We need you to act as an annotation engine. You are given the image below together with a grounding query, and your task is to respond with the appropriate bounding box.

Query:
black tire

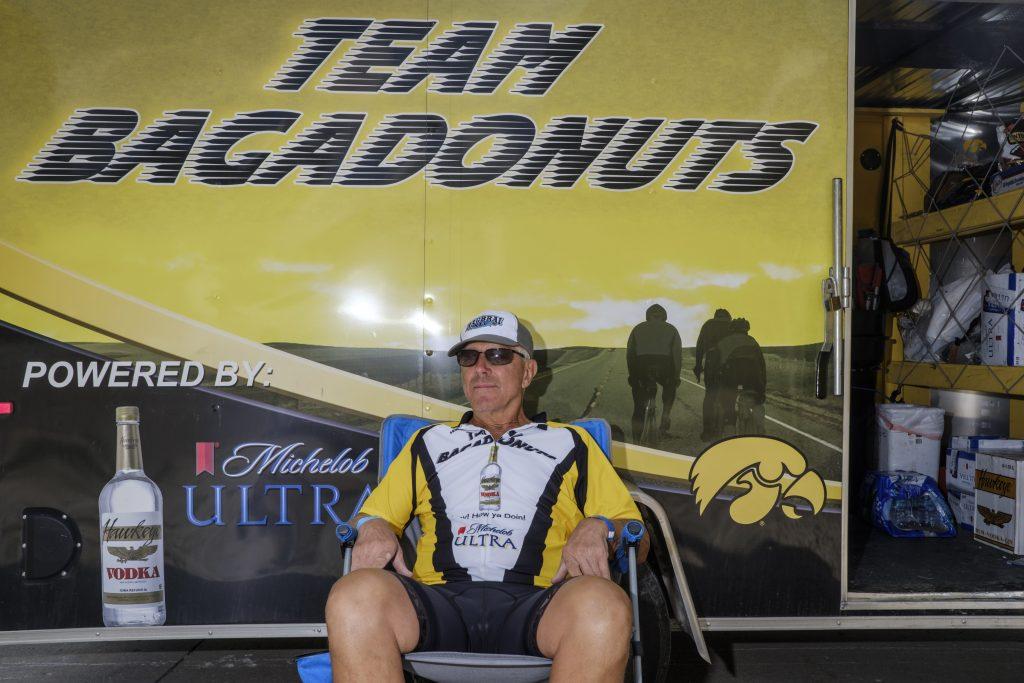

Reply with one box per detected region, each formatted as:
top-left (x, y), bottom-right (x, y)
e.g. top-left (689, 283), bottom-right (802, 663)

top-left (640, 396), bottom-right (659, 448)
top-left (617, 562), bottom-right (672, 683)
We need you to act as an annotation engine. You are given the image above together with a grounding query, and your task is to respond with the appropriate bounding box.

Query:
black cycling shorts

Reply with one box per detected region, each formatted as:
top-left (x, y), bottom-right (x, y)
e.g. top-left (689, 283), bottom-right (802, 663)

top-left (393, 574), bottom-right (567, 656)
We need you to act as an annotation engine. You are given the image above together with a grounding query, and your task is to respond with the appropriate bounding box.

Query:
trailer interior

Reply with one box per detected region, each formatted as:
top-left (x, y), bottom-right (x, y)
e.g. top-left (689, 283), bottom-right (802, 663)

top-left (849, 0), bottom-right (1024, 606)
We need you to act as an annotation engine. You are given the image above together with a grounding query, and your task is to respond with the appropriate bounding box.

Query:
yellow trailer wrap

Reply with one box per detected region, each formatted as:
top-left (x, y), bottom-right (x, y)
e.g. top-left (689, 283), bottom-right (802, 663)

top-left (0, 0), bottom-right (851, 645)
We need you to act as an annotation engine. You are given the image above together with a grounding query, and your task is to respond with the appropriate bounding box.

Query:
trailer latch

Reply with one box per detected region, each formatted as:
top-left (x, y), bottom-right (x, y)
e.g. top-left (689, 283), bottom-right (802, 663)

top-left (816, 276), bottom-right (840, 399)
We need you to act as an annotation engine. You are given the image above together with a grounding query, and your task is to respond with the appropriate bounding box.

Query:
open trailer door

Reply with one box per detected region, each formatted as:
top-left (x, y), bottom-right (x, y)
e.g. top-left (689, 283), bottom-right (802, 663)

top-left (0, 0), bottom-right (851, 654)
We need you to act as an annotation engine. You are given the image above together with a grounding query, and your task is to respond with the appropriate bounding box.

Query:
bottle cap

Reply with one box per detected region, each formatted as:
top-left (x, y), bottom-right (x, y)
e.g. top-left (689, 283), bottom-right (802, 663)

top-left (115, 406), bottom-right (140, 422)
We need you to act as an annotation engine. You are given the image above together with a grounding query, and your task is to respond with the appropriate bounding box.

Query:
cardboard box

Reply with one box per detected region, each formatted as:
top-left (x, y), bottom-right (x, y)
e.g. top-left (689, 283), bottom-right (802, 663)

top-left (981, 272), bottom-right (1024, 367)
top-left (945, 449), bottom-right (976, 493)
top-left (974, 451), bottom-right (1024, 554)
top-left (949, 436), bottom-right (1023, 451)
top-left (945, 438), bottom-right (1022, 493)
top-left (991, 165), bottom-right (1024, 196)
top-left (948, 489), bottom-right (975, 530)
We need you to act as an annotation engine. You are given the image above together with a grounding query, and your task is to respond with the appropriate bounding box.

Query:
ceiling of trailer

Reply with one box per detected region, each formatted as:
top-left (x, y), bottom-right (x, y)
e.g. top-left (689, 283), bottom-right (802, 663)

top-left (857, 0), bottom-right (1024, 114)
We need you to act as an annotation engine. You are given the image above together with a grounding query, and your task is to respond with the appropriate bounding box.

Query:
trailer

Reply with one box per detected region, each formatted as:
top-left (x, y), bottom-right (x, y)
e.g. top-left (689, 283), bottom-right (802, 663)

top-left (7, 1), bottom-right (1024, 679)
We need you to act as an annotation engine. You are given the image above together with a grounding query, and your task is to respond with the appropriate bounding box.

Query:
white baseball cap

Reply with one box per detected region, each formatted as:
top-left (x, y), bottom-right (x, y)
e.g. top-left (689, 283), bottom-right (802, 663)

top-left (447, 310), bottom-right (534, 358)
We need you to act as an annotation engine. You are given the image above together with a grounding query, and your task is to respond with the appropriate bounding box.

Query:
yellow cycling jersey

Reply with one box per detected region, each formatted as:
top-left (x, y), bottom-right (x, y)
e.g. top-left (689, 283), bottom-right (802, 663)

top-left (359, 413), bottom-right (640, 587)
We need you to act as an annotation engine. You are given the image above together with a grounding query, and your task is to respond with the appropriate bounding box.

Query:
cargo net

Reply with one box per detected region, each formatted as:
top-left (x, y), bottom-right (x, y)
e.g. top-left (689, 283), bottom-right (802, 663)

top-left (889, 46), bottom-right (1024, 394)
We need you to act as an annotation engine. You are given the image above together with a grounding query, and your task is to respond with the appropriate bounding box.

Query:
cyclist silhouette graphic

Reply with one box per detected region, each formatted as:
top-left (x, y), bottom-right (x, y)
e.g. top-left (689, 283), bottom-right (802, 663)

top-left (694, 309), bottom-right (734, 440)
top-left (704, 317), bottom-right (767, 438)
top-left (626, 303), bottom-right (682, 444)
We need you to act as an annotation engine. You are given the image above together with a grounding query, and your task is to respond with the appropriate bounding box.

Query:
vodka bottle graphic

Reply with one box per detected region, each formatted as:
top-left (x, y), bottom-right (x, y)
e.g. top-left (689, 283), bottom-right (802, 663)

top-left (479, 443), bottom-right (501, 511)
top-left (98, 406), bottom-right (166, 626)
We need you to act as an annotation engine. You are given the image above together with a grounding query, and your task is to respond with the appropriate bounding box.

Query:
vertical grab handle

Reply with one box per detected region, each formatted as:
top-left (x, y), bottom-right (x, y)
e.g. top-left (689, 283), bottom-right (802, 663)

top-left (831, 178), bottom-right (846, 397)
top-left (818, 179), bottom-right (847, 400)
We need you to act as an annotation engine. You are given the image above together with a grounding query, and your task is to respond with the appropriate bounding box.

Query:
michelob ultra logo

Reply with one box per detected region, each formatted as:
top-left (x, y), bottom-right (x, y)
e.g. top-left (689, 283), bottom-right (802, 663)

top-left (183, 440), bottom-right (372, 528)
top-left (691, 437), bottom-right (825, 525)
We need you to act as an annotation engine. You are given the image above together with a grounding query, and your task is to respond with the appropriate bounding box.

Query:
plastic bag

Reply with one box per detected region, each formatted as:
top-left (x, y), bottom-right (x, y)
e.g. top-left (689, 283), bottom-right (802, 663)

top-left (902, 269), bottom-right (992, 362)
top-left (875, 404), bottom-right (944, 481)
top-left (880, 239), bottom-right (920, 311)
top-left (860, 470), bottom-right (956, 538)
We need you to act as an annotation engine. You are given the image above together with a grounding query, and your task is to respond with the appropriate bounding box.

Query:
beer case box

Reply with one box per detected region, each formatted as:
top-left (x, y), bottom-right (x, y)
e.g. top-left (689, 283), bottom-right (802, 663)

top-left (943, 437), bottom-right (1020, 494)
top-left (947, 488), bottom-right (975, 531)
top-left (981, 272), bottom-right (1024, 367)
top-left (949, 436), bottom-right (1023, 451)
top-left (944, 445), bottom-right (1024, 493)
top-left (991, 165), bottom-right (1024, 197)
top-left (945, 449), bottom-right (977, 493)
top-left (974, 450), bottom-right (1024, 554)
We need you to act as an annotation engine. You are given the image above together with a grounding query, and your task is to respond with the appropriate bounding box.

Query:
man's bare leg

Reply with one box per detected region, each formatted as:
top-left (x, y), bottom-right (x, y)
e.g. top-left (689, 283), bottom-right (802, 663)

top-left (325, 569), bottom-right (420, 683)
top-left (536, 576), bottom-right (633, 683)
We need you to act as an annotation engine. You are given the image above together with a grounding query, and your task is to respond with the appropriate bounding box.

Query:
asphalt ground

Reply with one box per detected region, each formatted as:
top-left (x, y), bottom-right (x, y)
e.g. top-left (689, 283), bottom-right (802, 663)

top-left (103, 342), bottom-right (845, 480)
top-left (3, 630), bottom-right (1024, 681)
top-left (534, 348), bottom-right (843, 480)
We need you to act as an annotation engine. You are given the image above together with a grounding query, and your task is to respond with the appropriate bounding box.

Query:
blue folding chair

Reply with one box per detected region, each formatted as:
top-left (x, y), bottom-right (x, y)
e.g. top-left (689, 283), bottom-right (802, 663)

top-left (297, 415), bottom-right (648, 683)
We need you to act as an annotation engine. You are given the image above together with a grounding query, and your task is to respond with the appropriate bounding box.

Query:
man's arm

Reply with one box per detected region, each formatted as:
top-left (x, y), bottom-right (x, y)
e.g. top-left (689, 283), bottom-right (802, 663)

top-left (694, 322), bottom-right (708, 377)
top-left (553, 429), bottom-right (650, 582)
top-left (626, 328), bottom-right (638, 379)
top-left (755, 346), bottom-right (767, 401)
top-left (349, 434), bottom-right (421, 575)
top-left (349, 514), bottom-right (413, 576)
top-left (671, 326), bottom-right (683, 379)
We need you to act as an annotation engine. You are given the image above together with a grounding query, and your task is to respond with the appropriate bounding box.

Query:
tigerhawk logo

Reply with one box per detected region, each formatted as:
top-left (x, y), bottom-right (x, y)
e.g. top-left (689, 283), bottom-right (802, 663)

top-left (691, 437), bottom-right (825, 525)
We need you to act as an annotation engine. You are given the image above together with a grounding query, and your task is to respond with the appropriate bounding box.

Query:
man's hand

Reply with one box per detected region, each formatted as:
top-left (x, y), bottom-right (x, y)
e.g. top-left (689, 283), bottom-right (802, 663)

top-left (553, 517), bottom-right (611, 582)
top-left (693, 366), bottom-right (701, 383)
top-left (350, 518), bottom-right (413, 577)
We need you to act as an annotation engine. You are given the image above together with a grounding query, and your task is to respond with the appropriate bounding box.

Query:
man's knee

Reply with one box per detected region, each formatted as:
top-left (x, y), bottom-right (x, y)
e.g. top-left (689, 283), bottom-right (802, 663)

top-left (544, 576), bottom-right (632, 647)
top-left (326, 569), bottom-right (411, 635)
top-left (574, 576), bottom-right (632, 630)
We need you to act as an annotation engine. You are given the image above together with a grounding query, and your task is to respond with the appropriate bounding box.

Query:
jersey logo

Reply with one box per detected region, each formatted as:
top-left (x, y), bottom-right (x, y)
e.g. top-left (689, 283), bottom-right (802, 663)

top-left (455, 523), bottom-right (518, 548)
top-left (438, 433), bottom-right (493, 463)
top-left (691, 437), bottom-right (825, 525)
top-left (499, 431), bottom-right (555, 459)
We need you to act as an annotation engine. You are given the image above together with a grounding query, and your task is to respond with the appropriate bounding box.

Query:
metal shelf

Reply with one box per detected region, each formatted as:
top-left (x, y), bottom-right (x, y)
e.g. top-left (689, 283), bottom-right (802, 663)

top-left (891, 187), bottom-right (1024, 247)
top-left (887, 361), bottom-right (1024, 396)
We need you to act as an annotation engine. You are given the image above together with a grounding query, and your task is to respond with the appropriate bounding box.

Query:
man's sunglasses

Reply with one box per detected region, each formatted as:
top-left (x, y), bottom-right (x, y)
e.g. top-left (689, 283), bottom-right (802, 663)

top-left (456, 348), bottom-right (527, 367)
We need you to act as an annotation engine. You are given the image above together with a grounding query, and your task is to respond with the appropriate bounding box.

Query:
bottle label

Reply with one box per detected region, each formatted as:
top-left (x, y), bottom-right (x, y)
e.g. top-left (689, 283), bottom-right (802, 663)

top-left (479, 464), bottom-right (502, 511)
top-left (100, 512), bottom-right (165, 606)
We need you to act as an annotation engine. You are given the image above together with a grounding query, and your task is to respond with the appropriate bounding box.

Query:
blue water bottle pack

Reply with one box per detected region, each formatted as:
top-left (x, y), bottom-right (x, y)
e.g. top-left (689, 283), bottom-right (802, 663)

top-left (860, 470), bottom-right (957, 538)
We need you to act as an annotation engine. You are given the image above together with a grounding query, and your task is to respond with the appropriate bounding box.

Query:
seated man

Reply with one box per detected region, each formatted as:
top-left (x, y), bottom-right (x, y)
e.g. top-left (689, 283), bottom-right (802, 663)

top-left (325, 310), bottom-right (649, 683)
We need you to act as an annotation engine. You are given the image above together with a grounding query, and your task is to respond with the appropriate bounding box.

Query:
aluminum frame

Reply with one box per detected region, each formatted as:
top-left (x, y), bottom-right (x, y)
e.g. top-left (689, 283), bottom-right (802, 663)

top-left (703, 615), bottom-right (1024, 631)
top-left (9, 613), bottom-right (1024, 647)
top-left (839, 0), bottom-right (1024, 617)
top-left (0, 623), bottom-right (327, 645)
top-left (845, 591), bottom-right (1024, 611)
top-left (839, 0), bottom-right (855, 611)
top-left (629, 484), bottom-right (711, 663)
